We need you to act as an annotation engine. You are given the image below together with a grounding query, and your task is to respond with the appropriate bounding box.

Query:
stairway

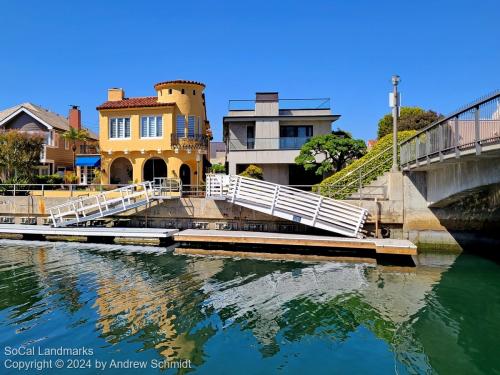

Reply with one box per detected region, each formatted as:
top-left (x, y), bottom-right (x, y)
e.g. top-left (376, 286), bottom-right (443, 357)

top-left (206, 174), bottom-right (368, 238)
top-left (49, 180), bottom-right (181, 227)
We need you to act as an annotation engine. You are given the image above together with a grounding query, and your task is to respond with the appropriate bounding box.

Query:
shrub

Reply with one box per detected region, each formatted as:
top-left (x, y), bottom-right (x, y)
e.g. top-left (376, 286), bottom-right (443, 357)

top-left (65, 172), bottom-right (79, 184)
top-left (210, 163), bottom-right (226, 173)
top-left (34, 174), bottom-right (64, 185)
top-left (239, 165), bottom-right (263, 180)
top-left (315, 130), bottom-right (416, 199)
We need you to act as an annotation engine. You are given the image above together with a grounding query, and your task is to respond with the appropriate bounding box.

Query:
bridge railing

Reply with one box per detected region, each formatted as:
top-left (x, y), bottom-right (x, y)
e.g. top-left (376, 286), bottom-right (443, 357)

top-left (400, 91), bottom-right (500, 168)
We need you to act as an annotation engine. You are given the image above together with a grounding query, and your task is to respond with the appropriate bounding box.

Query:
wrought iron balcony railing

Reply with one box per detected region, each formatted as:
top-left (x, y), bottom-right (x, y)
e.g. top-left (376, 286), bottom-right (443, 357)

top-left (171, 134), bottom-right (209, 150)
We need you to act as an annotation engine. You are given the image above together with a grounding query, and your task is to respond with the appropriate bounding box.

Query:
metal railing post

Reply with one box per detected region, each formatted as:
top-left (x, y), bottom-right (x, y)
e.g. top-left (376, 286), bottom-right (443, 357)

top-left (455, 116), bottom-right (460, 158)
top-left (438, 123), bottom-right (444, 162)
top-left (425, 131), bottom-right (430, 164)
top-left (358, 167), bottom-right (363, 200)
top-left (474, 106), bottom-right (481, 155)
top-left (415, 137), bottom-right (420, 167)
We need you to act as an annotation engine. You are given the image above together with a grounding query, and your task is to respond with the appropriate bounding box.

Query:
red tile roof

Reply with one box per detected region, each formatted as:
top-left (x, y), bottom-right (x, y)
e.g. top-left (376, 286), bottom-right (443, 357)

top-left (154, 80), bottom-right (205, 89)
top-left (96, 96), bottom-right (176, 110)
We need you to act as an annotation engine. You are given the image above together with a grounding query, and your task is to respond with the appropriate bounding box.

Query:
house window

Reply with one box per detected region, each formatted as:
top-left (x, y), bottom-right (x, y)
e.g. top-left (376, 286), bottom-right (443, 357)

top-left (181, 89), bottom-right (185, 94)
top-left (279, 125), bottom-right (313, 149)
top-left (176, 115), bottom-right (185, 137)
top-left (188, 116), bottom-right (196, 138)
top-left (168, 89), bottom-right (172, 94)
top-left (109, 118), bottom-right (131, 139)
top-left (140, 116), bottom-right (163, 138)
top-left (193, 90), bottom-right (196, 95)
top-left (64, 138), bottom-right (69, 150)
top-left (46, 131), bottom-right (53, 146)
top-left (246, 126), bottom-right (255, 149)
top-left (197, 117), bottom-right (202, 135)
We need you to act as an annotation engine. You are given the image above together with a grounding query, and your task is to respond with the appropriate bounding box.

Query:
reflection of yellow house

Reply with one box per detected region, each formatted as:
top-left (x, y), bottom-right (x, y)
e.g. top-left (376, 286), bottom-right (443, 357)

top-left (97, 80), bottom-right (211, 186)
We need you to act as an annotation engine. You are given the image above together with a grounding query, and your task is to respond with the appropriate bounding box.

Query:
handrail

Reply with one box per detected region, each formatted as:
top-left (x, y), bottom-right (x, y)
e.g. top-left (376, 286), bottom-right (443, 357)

top-left (400, 90), bottom-right (500, 167)
top-left (48, 182), bottom-right (152, 210)
top-left (403, 90), bottom-right (500, 141)
top-left (206, 174), bottom-right (368, 238)
top-left (323, 144), bottom-right (393, 187)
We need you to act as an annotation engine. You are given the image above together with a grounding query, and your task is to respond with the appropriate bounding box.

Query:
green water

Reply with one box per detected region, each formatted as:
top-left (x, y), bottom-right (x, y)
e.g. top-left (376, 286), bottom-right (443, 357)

top-left (0, 240), bottom-right (499, 375)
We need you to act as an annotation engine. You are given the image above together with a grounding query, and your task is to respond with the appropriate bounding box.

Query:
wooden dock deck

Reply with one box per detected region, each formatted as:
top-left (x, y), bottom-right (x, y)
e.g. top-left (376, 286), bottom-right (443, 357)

top-left (174, 230), bottom-right (417, 256)
top-left (0, 224), bottom-right (178, 239)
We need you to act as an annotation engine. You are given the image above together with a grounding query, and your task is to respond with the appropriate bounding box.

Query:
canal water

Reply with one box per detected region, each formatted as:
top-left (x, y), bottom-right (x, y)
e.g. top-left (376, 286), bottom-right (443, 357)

top-left (0, 240), bottom-right (499, 375)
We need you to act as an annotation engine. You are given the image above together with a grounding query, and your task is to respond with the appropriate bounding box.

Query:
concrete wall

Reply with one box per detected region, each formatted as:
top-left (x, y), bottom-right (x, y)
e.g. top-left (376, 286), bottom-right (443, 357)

top-left (0, 195), bottom-right (397, 234)
top-left (425, 157), bottom-right (500, 206)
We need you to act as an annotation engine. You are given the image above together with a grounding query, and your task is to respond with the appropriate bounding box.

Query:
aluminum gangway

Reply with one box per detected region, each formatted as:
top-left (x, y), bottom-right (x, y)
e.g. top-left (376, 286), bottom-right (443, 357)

top-left (206, 174), bottom-right (368, 238)
top-left (48, 178), bottom-right (181, 227)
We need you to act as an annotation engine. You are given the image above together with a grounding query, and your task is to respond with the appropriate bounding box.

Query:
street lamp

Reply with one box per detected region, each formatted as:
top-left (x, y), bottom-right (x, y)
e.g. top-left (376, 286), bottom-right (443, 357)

top-left (390, 75), bottom-right (400, 172)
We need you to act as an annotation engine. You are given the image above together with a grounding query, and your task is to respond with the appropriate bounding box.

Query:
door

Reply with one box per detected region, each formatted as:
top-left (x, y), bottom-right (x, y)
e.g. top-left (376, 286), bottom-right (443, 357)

top-left (180, 164), bottom-right (191, 189)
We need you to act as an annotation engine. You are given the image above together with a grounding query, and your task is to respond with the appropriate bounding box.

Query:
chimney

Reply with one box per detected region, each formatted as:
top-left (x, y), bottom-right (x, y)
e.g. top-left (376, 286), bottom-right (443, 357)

top-left (255, 92), bottom-right (279, 116)
top-left (68, 105), bottom-right (81, 130)
top-left (108, 88), bottom-right (125, 101)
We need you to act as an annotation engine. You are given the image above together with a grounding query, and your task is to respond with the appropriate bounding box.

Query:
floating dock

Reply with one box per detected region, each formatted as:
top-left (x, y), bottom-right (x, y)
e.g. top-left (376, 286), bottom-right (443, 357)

top-left (174, 230), bottom-right (417, 256)
top-left (0, 224), bottom-right (178, 241)
top-left (0, 225), bottom-right (417, 256)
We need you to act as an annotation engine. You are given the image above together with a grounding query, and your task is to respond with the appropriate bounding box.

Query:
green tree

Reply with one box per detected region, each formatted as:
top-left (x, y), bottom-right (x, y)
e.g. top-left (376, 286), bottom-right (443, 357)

top-left (0, 131), bottom-right (45, 180)
top-left (377, 107), bottom-right (442, 139)
top-left (295, 133), bottom-right (366, 176)
top-left (62, 128), bottom-right (89, 171)
top-left (239, 165), bottom-right (263, 180)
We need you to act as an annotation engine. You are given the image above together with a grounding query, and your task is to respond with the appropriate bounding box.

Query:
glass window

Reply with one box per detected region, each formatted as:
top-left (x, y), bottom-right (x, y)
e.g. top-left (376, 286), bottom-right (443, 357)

top-left (176, 115), bottom-right (185, 137)
top-left (188, 116), bottom-right (196, 138)
top-left (140, 116), bottom-right (162, 138)
top-left (109, 118), bottom-right (130, 139)
top-left (279, 126), bottom-right (313, 149)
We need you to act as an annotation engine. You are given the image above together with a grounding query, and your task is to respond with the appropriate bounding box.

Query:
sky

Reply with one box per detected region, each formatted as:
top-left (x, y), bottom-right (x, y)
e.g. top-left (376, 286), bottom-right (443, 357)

top-left (1, 0), bottom-right (499, 141)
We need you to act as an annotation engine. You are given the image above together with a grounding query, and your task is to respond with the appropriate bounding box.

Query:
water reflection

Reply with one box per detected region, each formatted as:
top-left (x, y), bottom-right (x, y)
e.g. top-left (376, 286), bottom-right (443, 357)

top-left (0, 240), bottom-right (499, 374)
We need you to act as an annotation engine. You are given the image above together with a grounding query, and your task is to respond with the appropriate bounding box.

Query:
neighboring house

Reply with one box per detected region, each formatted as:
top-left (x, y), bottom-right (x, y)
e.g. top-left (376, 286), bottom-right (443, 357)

top-left (209, 141), bottom-right (226, 166)
top-left (223, 92), bottom-right (340, 185)
top-left (96, 80), bottom-right (211, 187)
top-left (0, 103), bottom-right (98, 177)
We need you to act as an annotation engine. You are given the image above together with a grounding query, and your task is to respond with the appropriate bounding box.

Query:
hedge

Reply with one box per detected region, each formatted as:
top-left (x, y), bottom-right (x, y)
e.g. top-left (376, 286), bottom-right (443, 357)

top-left (314, 130), bottom-right (416, 199)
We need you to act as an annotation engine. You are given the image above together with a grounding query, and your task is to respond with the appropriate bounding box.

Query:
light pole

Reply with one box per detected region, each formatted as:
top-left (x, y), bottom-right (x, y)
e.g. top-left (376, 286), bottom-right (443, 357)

top-left (390, 75), bottom-right (400, 172)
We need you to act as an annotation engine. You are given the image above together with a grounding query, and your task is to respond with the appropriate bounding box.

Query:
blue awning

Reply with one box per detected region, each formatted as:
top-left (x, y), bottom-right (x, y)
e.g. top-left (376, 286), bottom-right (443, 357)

top-left (75, 155), bottom-right (101, 167)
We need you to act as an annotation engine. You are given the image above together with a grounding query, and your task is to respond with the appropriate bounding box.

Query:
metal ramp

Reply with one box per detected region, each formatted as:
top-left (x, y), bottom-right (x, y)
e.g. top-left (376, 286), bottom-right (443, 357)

top-left (206, 174), bottom-right (368, 238)
top-left (49, 179), bottom-right (181, 228)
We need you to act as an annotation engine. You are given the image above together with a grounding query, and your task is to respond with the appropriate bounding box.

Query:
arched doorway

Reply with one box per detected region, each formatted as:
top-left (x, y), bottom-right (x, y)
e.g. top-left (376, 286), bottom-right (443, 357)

top-left (110, 157), bottom-right (133, 185)
top-left (180, 164), bottom-right (191, 187)
top-left (143, 158), bottom-right (167, 181)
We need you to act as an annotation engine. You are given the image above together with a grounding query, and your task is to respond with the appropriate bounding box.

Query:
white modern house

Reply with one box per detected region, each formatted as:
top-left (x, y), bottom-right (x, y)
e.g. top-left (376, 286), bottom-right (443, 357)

top-left (223, 92), bottom-right (340, 185)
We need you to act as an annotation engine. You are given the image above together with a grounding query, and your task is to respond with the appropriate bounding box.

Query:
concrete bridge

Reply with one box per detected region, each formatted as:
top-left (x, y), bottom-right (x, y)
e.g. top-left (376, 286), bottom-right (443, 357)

top-left (396, 91), bottom-right (500, 248)
top-left (400, 91), bottom-right (500, 207)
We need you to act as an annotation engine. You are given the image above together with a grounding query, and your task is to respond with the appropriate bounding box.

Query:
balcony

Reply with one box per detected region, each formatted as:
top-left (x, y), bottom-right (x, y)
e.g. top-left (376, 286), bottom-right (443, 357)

top-left (171, 134), bottom-right (209, 152)
top-left (228, 98), bottom-right (330, 111)
top-left (228, 137), bottom-right (310, 151)
top-left (79, 144), bottom-right (99, 154)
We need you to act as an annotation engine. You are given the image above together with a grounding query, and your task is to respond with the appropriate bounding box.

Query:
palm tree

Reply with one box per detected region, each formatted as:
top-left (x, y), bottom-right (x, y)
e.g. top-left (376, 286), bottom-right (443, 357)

top-left (62, 128), bottom-right (89, 171)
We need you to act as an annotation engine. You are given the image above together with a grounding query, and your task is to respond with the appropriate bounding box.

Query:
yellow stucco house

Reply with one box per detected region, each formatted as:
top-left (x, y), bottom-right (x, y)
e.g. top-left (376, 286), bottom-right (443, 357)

top-left (96, 80), bottom-right (211, 187)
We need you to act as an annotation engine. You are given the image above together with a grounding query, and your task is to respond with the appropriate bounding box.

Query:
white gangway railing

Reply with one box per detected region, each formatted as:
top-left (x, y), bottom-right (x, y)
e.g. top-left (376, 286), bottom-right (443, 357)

top-left (48, 179), bottom-right (181, 227)
top-left (206, 174), bottom-right (368, 238)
